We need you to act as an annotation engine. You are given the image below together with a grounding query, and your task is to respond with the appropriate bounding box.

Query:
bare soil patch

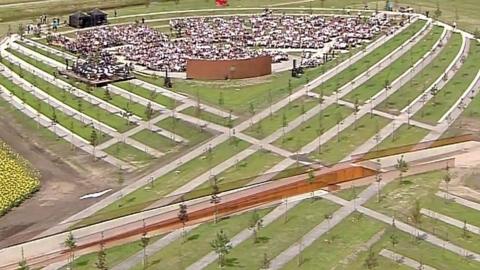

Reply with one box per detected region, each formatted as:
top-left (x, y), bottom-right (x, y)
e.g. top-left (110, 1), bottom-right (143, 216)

top-left (0, 101), bottom-right (119, 248)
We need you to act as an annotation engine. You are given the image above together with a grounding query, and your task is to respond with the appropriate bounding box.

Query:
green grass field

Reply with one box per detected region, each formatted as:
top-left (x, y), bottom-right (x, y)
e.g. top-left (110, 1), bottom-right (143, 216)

top-left (131, 207), bottom-right (273, 270)
top-left (282, 213), bottom-right (386, 270)
top-left (413, 40), bottom-right (480, 124)
top-left (243, 97), bottom-right (318, 140)
top-left (377, 32), bottom-right (463, 114)
top-left (0, 73), bottom-right (110, 143)
top-left (104, 142), bottom-right (155, 165)
top-left (194, 149), bottom-right (283, 192)
top-left (114, 81), bottom-right (177, 109)
top-left (155, 117), bottom-right (213, 146)
top-left (180, 107), bottom-right (234, 127)
top-left (6, 48), bottom-right (158, 121)
top-left (309, 115), bottom-right (391, 164)
top-left (313, 20), bottom-right (426, 96)
top-left (273, 104), bottom-right (353, 152)
top-left (129, 129), bottom-right (177, 152)
top-left (15, 40), bottom-right (66, 64)
top-left (376, 124), bottom-right (429, 151)
top-left (343, 25), bottom-right (444, 104)
top-left (75, 138), bottom-right (250, 227)
top-left (204, 199), bottom-right (340, 269)
top-left (2, 51), bottom-right (135, 132)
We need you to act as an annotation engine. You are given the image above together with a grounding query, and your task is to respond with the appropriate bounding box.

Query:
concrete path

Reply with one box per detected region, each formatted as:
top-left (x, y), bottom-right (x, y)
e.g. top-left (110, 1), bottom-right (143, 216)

top-left (421, 208), bottom-right (480, 235)
top-left (436, 191), bottom-right (480, 211)
top-left (379, 249), bottom-right (438, 270)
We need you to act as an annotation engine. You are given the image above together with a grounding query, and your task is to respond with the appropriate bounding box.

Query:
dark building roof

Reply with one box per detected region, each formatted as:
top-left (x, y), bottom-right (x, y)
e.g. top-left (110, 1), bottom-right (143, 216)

top-left (89, 8), bottom-right (107, 16)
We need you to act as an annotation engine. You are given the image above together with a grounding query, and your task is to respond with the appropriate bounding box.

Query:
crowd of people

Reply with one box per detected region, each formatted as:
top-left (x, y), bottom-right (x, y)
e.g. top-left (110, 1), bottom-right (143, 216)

top-left (69, 51), bottom-right (132, 81)
top-left (49, 10), bottom-right (396, 78)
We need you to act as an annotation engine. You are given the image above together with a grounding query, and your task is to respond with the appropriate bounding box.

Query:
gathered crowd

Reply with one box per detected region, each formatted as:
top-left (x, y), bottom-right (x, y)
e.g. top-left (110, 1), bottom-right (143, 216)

top-left (48, 10), bottom-right (395, 79)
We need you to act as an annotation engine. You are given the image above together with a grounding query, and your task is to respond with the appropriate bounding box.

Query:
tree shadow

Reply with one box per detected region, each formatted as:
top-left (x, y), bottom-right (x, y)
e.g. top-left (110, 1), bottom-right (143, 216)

top-left (187, 233), bottom-right (200, 241)
top-left (225, 257), bottom-right (241, 267)
top-left (256, 236), bottom-right (270, 244)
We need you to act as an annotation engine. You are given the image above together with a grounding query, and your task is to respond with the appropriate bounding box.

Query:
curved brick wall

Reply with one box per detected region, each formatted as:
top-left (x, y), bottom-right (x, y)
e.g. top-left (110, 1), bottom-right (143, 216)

top-left (186, 55), bottom-right (272, 80)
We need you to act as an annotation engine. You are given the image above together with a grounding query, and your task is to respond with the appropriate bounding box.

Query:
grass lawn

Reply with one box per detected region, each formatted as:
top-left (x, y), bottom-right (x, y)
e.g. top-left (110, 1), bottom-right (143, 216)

top-left (273, 104), bottom-right (353, 152)
top-left (6, 48), bottom-right (158, 120)
top-left (181, 106), bottom-right (235, 127)
top-left (76, 138), bottom-right (250, 227)
top-left (313, 20), bottom-right (426, 96)
top-left (376, 124), bottom-right (429, 151)
top-left (2, 52), bottom-right (134, 132)
top-left (16, 40), bottom-right (66, 64)
top-left (129, 129), bottom-right (177, 152)
top-left (134, 43), bottom-right (363, 116)
top-left (362, 170), bottom-right (480, 254)
top-left (309, 115), bottom-right (391, 164)
top-left (0, 73), bottom-right (110, 143)
top-left (441, 75), bottom-right (480, 138)
top-left (155, 117), bottom-right (213, 146)
top-left (334, 184), bottom-right (370, 201)
top-left (340, 227), bottom-right (480, 270)
top-left (376, 32), bottom-right (463, 114)
top-left (204, 199), bottom-right (340, 270)
top-left (194, 149), bottom-right (283, 192)
top-left (243, 96), bottom-right (318, 140)
top-left (413, 40), bottom-right (480, 124)
top-left (61, 236), bottom-right (161, 270)
top-left (282, 213), bottom-right (386, 270)
top-left (104, 142), bottom-right (156, 165)
top-left (343, 25), bottom-right (444, 104)
top-left (131, 207), bottom-right (273, 270)
top-left (114, 81), bottom-right (177, 109)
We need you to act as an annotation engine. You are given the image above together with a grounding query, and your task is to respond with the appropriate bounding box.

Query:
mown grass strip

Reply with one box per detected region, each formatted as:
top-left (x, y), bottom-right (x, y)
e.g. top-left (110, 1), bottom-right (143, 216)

top-left (309, 115), bottom-right (391, 164)
top-left (343, 25), bottom-right (444, 104)
top-left (377, 32), bottom-right (463, 114)
top-left (204, 199), bottom-right (340, 270)
top-left (0, 73), bottom-right (110, 143)
top-left (1, 57), bottom-right (132, 132)
top-left (243, 96), bottom-right (318, 140)
top-left (413, 40), bottom-right (480, 124)
top-left (313, 20), bottom-right (426, 96)
top-left (273, 104), bottom-right (353, 152)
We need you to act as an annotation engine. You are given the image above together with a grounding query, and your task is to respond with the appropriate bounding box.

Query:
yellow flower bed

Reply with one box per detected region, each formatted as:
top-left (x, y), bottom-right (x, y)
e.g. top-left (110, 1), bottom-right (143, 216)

top-left (0, 140), bottom-right (40, 216)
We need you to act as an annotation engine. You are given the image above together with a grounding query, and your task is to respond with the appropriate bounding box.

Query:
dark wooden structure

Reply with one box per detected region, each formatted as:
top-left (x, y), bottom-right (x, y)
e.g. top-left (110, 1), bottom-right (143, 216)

top-left (68, 9), bottom-right (108, 28)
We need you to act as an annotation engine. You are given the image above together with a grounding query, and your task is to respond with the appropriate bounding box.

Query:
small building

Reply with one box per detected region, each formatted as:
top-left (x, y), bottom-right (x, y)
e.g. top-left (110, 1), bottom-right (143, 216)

top-left (68, 9), bottom-right (107, 29)
top-left (69, 11), bottom-right (92, 28)
top-left (89, 8), bottom-right (108, 26)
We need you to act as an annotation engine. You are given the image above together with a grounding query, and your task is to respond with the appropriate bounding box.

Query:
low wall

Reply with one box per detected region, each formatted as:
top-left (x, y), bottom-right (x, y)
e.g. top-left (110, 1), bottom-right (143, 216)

top-left (186, 55), bottom-right (272, 80)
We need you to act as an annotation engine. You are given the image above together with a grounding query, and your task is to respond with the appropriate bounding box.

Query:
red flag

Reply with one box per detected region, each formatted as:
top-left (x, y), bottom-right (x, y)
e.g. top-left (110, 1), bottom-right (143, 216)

top-left (216, 0), bottom-right (228, 7)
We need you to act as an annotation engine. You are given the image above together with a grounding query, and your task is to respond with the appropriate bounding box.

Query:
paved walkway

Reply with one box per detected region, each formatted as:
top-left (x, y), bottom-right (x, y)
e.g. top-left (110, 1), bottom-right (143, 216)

top-left (379, 249), bottom-right (438, 270)
top-left (436, 191), bottom-right (480, 211)
top-left (421, 208), bottom-right (480, 235)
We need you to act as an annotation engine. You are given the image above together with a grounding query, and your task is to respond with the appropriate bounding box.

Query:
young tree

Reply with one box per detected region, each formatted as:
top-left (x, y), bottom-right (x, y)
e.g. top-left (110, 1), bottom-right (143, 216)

top-left (434, 1), bottom-right (442, 19)
top-left (282, 112), bottom-right (287, 140)
top-left (261, 253), bottom-right (270, 269)
top-left (462, 220), bottom-right (471, 239)
top-left (17, 248), bottom-right (29, 270)
top-left (249, 102), bottom-right (255, 126)
top-left (210, 176), bottom-right (221, 224)
top-left (90, 128), bottom-right (98, 157)
top-left (307, 169), bottom-right (316, 200)
top-left (389, 232), bottom-right (399, 247)
top-left (395, 155), bottom-right (408, 183)
top-left (64, 232), bottom-right (77, 270)
top-left (218, 92), bottom-right (224, 107)
top-left (178, 203), bottom-right (189, 242)
top-left (443, 164), bottom-right (451, 195)
top-left (145, 102), bottom-right (153, 123)
top-left (95, 243), bottom-right (108, 270)
top-left (248, 210), bottom-right (263, 243)
top-left (474, 28), bottom-right (480, 40)
top-left (410, 199), bottom-right (422, 226)
top-left (104, 88), bottom-right (112, 100)
top-left (140, 232), bottom-right (150, 269)
top-left (364, 248), bottom-right (379, 269)
top-left (210, 229), bottom-right (232, 268)
top-left (353, 98), bottom-right (360, 130)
